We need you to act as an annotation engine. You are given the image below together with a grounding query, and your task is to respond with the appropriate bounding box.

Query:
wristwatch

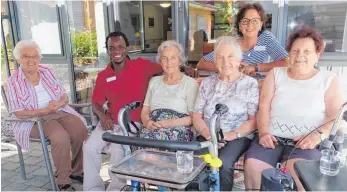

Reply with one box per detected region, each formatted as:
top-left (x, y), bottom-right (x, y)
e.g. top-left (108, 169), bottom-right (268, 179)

top-left (254, 64), bottom-right (259, 72)
top-left (233, 131), bottom-right (241, 139)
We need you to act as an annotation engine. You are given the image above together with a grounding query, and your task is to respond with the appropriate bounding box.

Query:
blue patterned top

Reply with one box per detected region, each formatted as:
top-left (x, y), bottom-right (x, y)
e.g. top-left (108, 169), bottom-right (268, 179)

top-left (194, 74), bottom-right (259, 134)
top-left (203, 31), bottom-right (288, 65)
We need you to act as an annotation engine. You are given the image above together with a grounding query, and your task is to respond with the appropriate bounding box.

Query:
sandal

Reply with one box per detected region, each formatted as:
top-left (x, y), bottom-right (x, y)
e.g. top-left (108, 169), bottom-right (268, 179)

top-left (234, 161), bottom-right (244, 170)
top-left (233, 171), bottom-right (246, 190)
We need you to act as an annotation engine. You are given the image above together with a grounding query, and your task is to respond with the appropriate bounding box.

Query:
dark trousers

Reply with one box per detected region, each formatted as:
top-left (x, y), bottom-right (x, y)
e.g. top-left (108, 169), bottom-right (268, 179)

top-left (196, 136), bottom-right (251, 191)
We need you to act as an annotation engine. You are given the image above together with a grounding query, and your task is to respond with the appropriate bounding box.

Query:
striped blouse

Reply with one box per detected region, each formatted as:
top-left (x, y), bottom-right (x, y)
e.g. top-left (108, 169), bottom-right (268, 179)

top-left (5, 65), bottom-right (87, 151)
top-left (203, 30), bottom-right (288, 66)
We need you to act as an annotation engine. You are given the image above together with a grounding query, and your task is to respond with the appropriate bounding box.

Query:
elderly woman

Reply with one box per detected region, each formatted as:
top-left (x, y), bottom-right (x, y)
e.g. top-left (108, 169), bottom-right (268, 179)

top-left (139, 40), bottom-right (199, 143)
top-left (6, 40), bottom-right (88, 190)
top-left (244, 27), bottom-right (344, 191)
top-left (197, 3), bottom-right (288, 78)
top-left (193, 36), bottom-right (259, 191)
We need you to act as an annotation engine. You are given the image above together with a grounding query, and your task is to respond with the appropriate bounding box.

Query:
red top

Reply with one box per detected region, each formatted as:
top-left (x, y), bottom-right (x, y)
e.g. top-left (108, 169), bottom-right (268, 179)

top-left (92, 58), bottom-right (162, 124)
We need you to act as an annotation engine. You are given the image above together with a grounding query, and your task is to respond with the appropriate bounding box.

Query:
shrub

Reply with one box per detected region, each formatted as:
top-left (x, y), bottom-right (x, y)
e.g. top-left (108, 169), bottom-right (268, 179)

top-left (71, 28), bottom-right (98, 66)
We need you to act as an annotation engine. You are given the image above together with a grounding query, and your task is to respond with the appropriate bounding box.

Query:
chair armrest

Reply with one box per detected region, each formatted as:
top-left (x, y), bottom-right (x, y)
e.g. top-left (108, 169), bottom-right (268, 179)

top-left (68, 103), bottom-right (92, 108)
top-left (3, 116), bottom-right (39, 122)
top-left (69, 103), bottom-right (98, 128)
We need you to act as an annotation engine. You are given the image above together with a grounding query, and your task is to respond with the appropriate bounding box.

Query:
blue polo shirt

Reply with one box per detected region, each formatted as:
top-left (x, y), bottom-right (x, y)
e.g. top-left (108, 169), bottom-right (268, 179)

top-left (203, 30), bottom-right (288, 65)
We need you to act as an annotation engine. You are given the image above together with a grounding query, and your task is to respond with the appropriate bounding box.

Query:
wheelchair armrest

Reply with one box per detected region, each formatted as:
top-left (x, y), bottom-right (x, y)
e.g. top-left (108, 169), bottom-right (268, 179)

top-left (102, 132), bottom-right (203, 151)
top-left (3, 116), bottom-right (39, 122)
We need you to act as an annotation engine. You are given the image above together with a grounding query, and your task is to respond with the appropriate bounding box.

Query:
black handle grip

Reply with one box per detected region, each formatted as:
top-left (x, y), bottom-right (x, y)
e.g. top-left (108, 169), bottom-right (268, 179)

top-left (102, 132), bottom-right (202, 151)
top-left (125, 101), bottom-right (141, 110)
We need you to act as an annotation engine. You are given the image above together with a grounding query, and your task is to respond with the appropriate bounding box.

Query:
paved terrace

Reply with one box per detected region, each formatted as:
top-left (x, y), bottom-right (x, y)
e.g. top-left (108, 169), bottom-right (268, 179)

top-left (1, 139), bottom-right (111, 191)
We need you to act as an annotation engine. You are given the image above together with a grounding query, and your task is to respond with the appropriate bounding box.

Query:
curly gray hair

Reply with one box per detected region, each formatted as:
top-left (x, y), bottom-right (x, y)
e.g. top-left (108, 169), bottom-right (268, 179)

top-left (156, 40), bottom-right (186, 66)
top-left (214, 36), bottom-right (243, 60)
top-left (13, 40), bottom-right (42, 60)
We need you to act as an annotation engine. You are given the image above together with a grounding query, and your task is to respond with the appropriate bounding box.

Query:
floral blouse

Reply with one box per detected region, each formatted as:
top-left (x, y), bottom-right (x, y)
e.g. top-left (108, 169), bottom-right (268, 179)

top-left (194, 74), bottom-right (259, 133)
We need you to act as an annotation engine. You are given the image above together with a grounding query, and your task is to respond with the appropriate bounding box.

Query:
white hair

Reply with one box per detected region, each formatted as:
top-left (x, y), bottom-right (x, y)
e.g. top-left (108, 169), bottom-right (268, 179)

top-left (156, 40), bottom-right (186, 66)
top-left (214, 36), bottom-right (243, 60)
top-left (13, 40), bottom-right (42, 60)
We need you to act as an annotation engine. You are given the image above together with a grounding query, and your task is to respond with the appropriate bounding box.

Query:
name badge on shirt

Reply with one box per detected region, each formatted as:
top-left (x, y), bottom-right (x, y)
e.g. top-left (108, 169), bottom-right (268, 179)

top-left (106, 76), bottom-right (117, 82)
top-left (254, 45), bottom-right (266, 51)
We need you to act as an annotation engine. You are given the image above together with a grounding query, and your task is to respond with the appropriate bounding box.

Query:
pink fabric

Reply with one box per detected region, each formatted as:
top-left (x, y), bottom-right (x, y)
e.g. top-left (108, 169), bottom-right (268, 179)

top-left (5, 65), bottom-right (87, 151)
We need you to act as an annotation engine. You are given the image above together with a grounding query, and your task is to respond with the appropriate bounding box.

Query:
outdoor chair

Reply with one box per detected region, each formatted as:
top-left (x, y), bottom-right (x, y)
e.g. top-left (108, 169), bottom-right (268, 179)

top-left (1, 85), bottom-right (98, 191)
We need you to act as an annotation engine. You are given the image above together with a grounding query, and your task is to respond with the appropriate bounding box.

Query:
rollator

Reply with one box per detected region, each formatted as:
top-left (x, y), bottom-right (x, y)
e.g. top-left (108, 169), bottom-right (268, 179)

top-left (102, 101), bottom-right (229, 191)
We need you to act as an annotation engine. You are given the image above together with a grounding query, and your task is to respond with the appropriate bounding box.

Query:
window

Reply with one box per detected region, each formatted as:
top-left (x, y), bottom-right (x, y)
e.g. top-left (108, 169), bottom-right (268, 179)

top-left (67, 0), bottom-right (108, 103)
top-left (188, 1), bottom-right (232, 62)
top-left (16, 1), bottom-right (64, 55)
top-left (119, 1), bottom-right (172, 53)
top-left (187, 1), bottom-right (278, 63)
top-left (287, 1), bottom-right (347, 53)
top-left (119, 1), bottom-right (144, 52)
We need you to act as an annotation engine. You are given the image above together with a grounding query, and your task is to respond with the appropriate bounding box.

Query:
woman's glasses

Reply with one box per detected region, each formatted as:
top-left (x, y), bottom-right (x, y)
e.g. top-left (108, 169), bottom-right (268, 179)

top-left (240, 18), bottom-right (261, 26)
top-left (160, 56), bottom-right (178, 63)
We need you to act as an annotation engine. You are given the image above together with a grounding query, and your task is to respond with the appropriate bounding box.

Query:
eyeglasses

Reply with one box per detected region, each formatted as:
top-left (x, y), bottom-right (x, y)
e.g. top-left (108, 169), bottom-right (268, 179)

top-left (240, 18), bottom-right (261, 26)
top-left (160, 56), bottom-right (178, 63)
top-left (21, 55), bottom-right (41, 60)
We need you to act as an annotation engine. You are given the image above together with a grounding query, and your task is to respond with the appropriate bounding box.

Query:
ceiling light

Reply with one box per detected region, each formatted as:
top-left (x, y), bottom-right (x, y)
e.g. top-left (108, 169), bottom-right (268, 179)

top-left (160, 3), bottom-right (171, 8)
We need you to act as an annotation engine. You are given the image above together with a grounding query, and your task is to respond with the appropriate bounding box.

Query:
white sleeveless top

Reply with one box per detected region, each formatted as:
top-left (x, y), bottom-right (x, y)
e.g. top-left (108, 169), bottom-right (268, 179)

top-left (34, 81), bottom-right (53, 109)
top-left (269, 67), bottom-right (336, 139)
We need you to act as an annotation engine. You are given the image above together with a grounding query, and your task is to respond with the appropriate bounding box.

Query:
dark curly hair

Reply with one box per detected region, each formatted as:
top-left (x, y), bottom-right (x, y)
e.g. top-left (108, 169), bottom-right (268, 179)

top-left (286, 27), bottom-right (324, 53)
top-left (105, 31), bottom-right (129, 49)
top-left (235, 3), bottom-right (266, 37)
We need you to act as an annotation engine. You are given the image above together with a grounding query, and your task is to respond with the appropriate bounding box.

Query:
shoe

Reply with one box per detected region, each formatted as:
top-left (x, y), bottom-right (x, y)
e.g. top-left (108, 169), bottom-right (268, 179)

top-left (58, 184), bottom-right (76, 191)
top-left (69, 174), bottom-right (83, 184)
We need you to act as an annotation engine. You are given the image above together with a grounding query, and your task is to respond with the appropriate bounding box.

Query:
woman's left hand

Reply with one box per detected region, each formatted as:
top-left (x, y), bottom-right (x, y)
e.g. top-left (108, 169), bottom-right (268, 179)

top-left (294, 132), bottom-right (321, 150)
top-left (156, 119), bottom-right (174, 128)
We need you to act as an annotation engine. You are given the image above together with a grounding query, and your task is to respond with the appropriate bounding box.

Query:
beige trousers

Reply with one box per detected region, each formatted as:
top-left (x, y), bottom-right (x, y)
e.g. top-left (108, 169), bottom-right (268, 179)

top-left (30, 111), bottom-right (88, 184)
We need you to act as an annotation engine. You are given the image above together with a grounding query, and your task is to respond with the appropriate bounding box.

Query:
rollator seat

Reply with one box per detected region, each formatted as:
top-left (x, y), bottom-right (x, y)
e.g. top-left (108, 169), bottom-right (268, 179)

top-left (110, 149), bottom-right (206, 189)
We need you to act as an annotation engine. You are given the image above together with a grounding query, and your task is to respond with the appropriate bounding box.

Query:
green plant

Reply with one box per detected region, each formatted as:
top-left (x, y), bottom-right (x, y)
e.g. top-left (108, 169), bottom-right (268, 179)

top-left (215, 1), bottom-right (238, 35)
top-left (1, 38), bottom-right (15, 82)
top-left (1, 38), bottom-right (13, 61)
top-left (71, 28), bottom-right (98, 66)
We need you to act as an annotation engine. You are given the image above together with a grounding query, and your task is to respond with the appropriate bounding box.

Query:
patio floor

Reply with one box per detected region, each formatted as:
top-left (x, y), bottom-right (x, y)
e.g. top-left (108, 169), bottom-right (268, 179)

top-left (1, 138), bottom-right (111, 191)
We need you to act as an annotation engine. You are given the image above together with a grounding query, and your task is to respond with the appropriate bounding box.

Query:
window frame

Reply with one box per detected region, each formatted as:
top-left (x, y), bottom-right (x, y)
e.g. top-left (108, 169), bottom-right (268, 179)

top-left (13, 2), bottom-right (68, 61)
top-left (279, 0), bottom-right (347, 67)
